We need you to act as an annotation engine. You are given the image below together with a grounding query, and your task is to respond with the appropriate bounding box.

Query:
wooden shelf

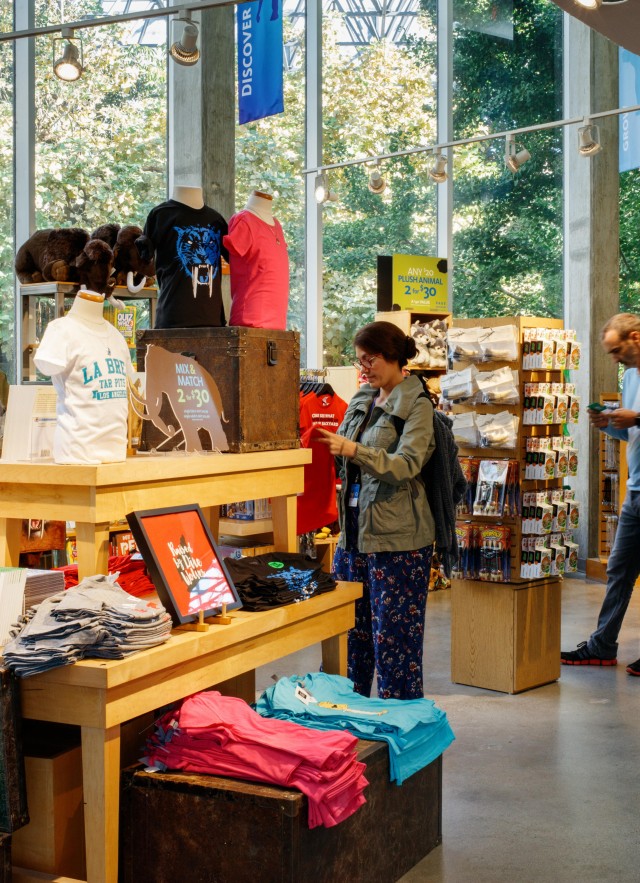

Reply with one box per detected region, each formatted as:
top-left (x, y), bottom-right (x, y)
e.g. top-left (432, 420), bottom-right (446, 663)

top-left (218, 517), bottom-right (273, 537)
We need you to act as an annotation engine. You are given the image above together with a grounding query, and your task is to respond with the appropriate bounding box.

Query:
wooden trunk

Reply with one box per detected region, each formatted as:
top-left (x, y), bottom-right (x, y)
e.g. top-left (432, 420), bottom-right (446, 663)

top-left (0, 834), bottom-right (10, 882)
top-left (119, 740), bottom-right (442, 883)
top-left (0, 668), bottom-right (29, 834)
top-left (136, 327), bottom-right (300, 454)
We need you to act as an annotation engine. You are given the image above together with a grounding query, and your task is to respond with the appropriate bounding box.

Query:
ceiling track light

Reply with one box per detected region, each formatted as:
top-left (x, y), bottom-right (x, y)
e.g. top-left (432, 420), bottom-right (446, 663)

top-left (52, 27), bottom-right (84, 82)
top-left (574, 0), bottom-right (629, 8)
top-left (428, 149), bottom-right (448, 184)
top-left (367, 164), bottom-right (387, 194)
top-left (170, 11), bottom-right (200, 66)
top-left (578, 118), bottom-right (602, 156)
top-left (505, 133), bottom-right (530, 172)
top-left (314, 173), bottom-right (338, 204)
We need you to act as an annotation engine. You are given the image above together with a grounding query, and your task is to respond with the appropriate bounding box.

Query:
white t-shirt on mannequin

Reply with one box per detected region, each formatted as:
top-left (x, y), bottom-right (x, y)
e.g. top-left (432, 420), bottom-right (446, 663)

top-left (34, 291), bottom-right (133, 464)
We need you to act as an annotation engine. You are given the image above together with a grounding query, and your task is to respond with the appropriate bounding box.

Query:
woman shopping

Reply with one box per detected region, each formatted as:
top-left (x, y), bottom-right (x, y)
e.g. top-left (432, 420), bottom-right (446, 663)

top-left (317, 321), bottom-right (435, 700)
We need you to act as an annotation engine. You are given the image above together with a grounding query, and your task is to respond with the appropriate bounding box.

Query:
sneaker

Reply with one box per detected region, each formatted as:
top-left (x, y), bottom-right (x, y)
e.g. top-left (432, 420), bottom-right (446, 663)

top-left (626, 658), bottom-right (640, 676)
top-left (561, 642), bottom-right (617, 666)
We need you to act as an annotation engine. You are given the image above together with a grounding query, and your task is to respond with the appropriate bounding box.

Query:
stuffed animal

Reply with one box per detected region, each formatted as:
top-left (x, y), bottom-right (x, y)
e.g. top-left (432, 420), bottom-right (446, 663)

top-left (91, 224), bottom-right (155, 292)
top-left (75, 239), bottom-right (116, 294)
top-left (15, 227), bottom-right (116, 294)
top-left (15, 227), bottom-right (90, 284)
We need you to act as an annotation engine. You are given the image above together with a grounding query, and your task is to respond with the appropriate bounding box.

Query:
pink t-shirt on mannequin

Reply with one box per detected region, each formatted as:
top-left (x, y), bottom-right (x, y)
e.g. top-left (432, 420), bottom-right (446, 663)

top-left (223, 194), bottom-right (289, 329)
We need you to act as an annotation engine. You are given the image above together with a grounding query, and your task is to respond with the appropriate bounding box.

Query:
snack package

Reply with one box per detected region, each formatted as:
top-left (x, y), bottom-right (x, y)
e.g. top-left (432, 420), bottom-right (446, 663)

top-left (564, 540), bottom-right (579, 572)
top-left (452, 522), bottom-right (475, 580)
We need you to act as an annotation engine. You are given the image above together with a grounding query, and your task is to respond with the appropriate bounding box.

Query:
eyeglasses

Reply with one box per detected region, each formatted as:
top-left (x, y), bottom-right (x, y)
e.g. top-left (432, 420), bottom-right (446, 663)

top-left (353, 354), bottom-right (381, 371)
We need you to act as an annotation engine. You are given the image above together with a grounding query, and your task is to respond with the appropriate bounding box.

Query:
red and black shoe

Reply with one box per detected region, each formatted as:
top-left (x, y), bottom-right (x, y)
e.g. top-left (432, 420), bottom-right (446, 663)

top-left (561, 642), bottom-right (617, 666)
top-left (626, 658), bottom-right (640, 676)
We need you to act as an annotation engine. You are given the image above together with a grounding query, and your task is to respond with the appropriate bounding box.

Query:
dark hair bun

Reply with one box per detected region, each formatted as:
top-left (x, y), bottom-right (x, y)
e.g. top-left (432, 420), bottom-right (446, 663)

top-left (405, 335), bottom-right (418, 361)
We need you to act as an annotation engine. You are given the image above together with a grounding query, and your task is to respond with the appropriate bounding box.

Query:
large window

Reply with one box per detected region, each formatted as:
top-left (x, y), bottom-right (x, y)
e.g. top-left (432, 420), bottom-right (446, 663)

top-left (321, 2), bottom-right (438, 366)
top-left (234, 3), bottom-right (306, 338)
top-left (451, 0), bottom-right (563, 319)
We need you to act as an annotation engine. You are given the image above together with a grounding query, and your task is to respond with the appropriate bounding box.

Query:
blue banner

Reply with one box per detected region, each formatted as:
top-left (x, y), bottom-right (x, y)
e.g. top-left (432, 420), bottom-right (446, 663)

top-left (237, 0), bottom-right (284, 125)
top-left (619, 47), bottom-right (640, 173)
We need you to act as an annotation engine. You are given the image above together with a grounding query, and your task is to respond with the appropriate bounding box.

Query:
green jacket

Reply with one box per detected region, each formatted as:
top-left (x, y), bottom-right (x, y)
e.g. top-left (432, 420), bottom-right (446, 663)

top-left (336, 374), bottom-right (435, 553)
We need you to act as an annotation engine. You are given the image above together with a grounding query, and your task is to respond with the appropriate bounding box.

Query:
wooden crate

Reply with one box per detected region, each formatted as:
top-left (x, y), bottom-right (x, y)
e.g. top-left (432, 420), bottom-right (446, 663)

top-left (136, 327), bottom-right (300, 454)
top-left (451, 577), bottom-right (561, 693)
top-left (119, 740), bottom-right (442, 883)
top-left (11, 730), bottom-right (85, 879)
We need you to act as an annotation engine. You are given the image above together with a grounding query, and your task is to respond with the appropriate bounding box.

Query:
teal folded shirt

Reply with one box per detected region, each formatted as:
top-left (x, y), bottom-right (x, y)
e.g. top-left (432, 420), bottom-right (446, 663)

top-left (254, 672), bottom-right (455, 785)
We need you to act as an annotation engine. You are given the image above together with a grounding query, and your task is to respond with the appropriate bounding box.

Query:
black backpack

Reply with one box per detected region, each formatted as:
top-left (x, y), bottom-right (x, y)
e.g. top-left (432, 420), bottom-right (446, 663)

top-left (392, 387), bottom-right (467, 576)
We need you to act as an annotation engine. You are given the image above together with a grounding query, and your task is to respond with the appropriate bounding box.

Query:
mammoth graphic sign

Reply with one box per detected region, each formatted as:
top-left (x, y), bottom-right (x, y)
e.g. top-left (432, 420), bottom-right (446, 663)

top-left (130, 345), bottom-right (229, 452)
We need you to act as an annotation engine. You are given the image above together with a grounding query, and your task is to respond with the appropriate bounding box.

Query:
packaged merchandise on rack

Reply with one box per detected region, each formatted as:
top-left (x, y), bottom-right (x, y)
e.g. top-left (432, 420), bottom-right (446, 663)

top-left (457, 457), bottom-right (480, 516)
top-left (478, 325), bottom-right (519, 362)
top-left (477, 525), bottom-right (512, 582)
top-left (451, 413), bottom-right (479, 448)
top-left (440, 365), bottom-right (478, 403)
top-left (476, 411), bottom-right (519, 449)
top-left (447, 327), bottom-right (485, 363)
top-left (475, 367), bottom-right (519, 405)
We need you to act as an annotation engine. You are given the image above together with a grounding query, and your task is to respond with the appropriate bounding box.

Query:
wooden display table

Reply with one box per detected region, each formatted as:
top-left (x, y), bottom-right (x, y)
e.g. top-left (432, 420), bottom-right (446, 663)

top-left (16, 581), bottom-right (362, 883)
top-left (0, 450), bottom-right (311, 578)
top-left (451, 577), bottom-right (561, 694)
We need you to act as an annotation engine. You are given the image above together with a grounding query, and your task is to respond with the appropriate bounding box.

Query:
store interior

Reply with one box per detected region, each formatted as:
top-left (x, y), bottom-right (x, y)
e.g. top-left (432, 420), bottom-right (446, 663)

top-left (1, 2), bottom-right (640, 882)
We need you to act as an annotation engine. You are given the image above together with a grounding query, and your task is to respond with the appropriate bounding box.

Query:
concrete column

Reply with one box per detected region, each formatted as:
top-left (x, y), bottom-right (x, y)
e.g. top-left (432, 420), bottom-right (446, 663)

top-left (563, 16), bottom-right (619, 560)
top-left (168, 3), bottom-right (235, 316)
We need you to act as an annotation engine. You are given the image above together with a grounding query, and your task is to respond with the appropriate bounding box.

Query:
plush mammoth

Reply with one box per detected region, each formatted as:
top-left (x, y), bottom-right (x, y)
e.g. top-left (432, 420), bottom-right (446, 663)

top-left (15, 227), bottom-right (89, 284)
top-left (15, 227), bottom-right (116, 294)
top-left (91, 224), bottom-right (155, 293)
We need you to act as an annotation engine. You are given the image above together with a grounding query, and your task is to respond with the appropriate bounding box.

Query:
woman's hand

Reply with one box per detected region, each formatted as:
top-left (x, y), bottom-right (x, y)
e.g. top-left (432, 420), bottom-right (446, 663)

top-left (316, 428), bottom-right (357, 459)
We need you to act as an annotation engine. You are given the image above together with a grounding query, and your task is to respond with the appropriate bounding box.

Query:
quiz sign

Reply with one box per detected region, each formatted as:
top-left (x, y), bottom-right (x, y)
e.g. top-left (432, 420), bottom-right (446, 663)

top-left (391, 254), bottom-right (448, 312)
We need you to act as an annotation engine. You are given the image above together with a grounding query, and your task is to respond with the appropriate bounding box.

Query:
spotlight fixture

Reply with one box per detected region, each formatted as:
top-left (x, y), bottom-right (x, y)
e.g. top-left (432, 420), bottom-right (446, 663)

top-left (573, 0), bottom-right (629, 8)
top-left (428, 150), bottom-right (448, 184)
top-left (578, 118), bottom-right (602, 156)
top-left (504, 134), bottom-right (530, 173)
top-left (53, 28), bottom-right (84, 82)
top-left (314, 173), bottom-right (338, 204)
top-left (368, 164), bottom-right (387, 194)
top-left (170, 11), bottom-right (200, 66)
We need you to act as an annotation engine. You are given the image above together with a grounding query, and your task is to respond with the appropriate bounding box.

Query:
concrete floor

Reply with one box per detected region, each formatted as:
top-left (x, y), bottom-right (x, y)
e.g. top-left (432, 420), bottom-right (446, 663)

top-left (255, 577), bottom-right (640, 883)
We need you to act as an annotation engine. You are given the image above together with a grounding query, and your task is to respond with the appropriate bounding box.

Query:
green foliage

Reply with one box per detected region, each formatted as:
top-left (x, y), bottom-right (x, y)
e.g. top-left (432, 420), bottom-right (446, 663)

top-left (449, 0), bottom-right (564, 319)
top-left (620, 168), bottom-right (640, 313)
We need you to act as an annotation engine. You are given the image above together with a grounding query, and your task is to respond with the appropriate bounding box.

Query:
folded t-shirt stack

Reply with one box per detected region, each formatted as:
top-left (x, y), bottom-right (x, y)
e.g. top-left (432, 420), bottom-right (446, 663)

top-left (224, 552), bottom-right (336, 610)
top-left (141, 690), bottom-right (369, 829)
top-left (254, 672), bottom-right (455, 785)
top-left (3, 575), bottom-right (172, 678)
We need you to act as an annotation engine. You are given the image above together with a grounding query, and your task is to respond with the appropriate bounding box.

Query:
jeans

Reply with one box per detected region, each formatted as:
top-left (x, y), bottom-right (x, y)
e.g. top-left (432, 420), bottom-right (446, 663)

top-left (588, 490), bottom-right (640, 658)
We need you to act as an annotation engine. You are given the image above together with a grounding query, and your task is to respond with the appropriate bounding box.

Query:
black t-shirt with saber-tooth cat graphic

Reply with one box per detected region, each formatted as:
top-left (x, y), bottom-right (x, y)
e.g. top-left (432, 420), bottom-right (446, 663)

top-left (144, 200), bottom-right (229, 329)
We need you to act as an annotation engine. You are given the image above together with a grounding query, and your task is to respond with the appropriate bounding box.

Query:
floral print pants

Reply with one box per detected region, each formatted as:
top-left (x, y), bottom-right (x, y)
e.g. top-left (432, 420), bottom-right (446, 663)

top-left (332, 545), bottom-right (433, 700)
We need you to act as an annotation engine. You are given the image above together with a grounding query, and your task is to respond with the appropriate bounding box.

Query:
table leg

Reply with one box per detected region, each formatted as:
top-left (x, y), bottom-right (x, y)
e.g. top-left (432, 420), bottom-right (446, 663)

top-left (81, 724), bottom-right (121, 883)
top-left (321, 633), bottom-right (348, 676)
top-left (75, 521), bottom-right (111, 580)
top-left (202, 505), bottom-right (220, 542)
top-left (216, 670), bottom-right (256, 704)
top-left (0, 517), bottom-right (22, 567)
top-left (271, 494), bottom-right (297, 552)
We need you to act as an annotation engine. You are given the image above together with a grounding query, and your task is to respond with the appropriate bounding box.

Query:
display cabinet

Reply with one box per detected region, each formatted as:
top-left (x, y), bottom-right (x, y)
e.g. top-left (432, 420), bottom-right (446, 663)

top-left (447, 315), bottom-right (574, 692)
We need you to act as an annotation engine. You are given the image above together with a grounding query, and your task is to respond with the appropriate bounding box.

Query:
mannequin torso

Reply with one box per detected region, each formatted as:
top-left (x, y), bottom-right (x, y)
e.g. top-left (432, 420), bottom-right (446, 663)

top-left (172, 185), bottom-right (205, 210)
top-left (244, 190), bottom-right (275, 225)
top-left (67, 290), bottom-right (107, 327)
